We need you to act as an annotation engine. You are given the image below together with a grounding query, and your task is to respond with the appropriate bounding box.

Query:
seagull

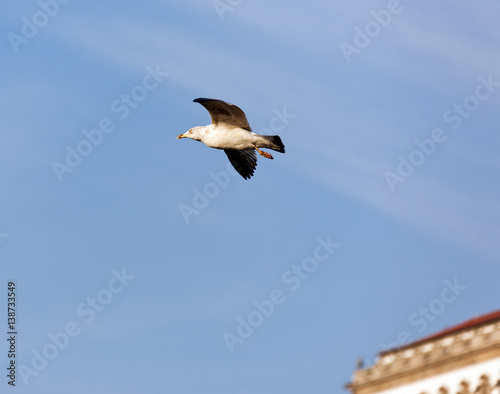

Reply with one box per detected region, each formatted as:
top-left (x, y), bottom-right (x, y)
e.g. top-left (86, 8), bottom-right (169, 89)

top-left (177, 98), bottom-right (285, 179)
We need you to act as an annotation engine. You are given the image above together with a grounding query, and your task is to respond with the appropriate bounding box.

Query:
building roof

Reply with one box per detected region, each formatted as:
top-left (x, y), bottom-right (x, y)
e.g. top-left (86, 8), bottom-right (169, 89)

top-left (380, 308), bottom-right (500, 356)
top-left (348, 308), bottom-right (500, 394)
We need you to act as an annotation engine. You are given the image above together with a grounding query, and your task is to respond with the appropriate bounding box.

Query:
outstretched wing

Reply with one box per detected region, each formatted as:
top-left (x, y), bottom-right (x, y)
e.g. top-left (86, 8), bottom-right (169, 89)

top-left (194, 98), bottom-right (251, 131)
top-left (224, 149), bottom-right (257, 180)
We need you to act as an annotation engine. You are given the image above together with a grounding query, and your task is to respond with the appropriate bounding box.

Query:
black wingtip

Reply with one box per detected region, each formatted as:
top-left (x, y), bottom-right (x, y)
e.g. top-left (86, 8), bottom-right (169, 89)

top-left (224, 149), bottom-right (257, 180)
top-left (229, 159), bottom-right (254, 180)
top-left (193, 98), bottom-right (215, 103)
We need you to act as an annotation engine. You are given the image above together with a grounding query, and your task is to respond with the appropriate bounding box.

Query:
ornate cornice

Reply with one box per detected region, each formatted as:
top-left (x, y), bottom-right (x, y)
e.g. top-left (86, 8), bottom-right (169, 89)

top-left (348, 321), bottom-right (500, 393)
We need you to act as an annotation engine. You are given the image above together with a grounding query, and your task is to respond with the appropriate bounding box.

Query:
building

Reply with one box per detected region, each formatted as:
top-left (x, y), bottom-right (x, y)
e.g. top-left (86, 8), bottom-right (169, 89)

top-left (347, 309), bottom-right (500, 393)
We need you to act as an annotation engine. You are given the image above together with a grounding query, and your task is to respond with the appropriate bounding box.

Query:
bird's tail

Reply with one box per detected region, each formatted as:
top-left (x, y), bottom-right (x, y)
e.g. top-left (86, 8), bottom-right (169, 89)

top-left (262, 135), bottom-right (285, 153)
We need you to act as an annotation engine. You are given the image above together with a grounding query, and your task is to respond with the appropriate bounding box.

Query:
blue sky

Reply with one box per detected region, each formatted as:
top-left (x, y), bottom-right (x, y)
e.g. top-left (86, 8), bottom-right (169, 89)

top-left (2, 1), bottom-right (500, 393)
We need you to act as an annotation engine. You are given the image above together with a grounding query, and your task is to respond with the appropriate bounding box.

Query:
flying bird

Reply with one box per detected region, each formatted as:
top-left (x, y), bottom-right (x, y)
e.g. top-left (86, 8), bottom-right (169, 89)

top-left (177, 98), bottom-right (285, 179)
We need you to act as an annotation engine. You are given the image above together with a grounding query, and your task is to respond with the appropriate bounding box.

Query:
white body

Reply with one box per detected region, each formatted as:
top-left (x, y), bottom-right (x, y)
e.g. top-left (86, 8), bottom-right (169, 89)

top-left (189, 125), bottom-right (269, 150)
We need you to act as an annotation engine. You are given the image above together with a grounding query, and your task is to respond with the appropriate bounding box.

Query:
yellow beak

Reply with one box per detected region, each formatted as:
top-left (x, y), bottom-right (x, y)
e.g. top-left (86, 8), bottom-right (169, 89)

top-left (176, 133), bottom-right (186, 139)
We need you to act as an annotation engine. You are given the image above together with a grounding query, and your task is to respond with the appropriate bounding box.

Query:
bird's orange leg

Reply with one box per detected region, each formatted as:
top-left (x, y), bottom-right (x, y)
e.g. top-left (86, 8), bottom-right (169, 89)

top-left (255, 147), bottom-right (273, 159)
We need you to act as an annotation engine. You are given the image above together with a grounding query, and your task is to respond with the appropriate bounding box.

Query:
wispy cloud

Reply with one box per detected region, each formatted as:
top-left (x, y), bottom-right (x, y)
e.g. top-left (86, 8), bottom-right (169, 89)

top-left (294, 135), bottom-right (500, 261)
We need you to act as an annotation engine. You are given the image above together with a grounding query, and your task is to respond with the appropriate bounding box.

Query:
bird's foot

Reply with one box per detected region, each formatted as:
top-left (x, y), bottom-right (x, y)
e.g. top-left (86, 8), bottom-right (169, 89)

top-left (255, 147), bottom-right (273, 159)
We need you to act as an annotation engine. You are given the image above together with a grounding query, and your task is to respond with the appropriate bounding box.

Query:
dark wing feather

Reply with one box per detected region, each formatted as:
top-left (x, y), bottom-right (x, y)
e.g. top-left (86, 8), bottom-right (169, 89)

top-left (194, 98), bottom-right (251, 131)
top-left (224, 149), bottom-right (257, 180)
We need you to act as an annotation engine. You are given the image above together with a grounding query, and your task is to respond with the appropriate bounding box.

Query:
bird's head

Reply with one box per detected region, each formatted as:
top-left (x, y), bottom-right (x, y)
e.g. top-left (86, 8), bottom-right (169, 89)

top-left (177, 127), bottom-right (203, 141)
